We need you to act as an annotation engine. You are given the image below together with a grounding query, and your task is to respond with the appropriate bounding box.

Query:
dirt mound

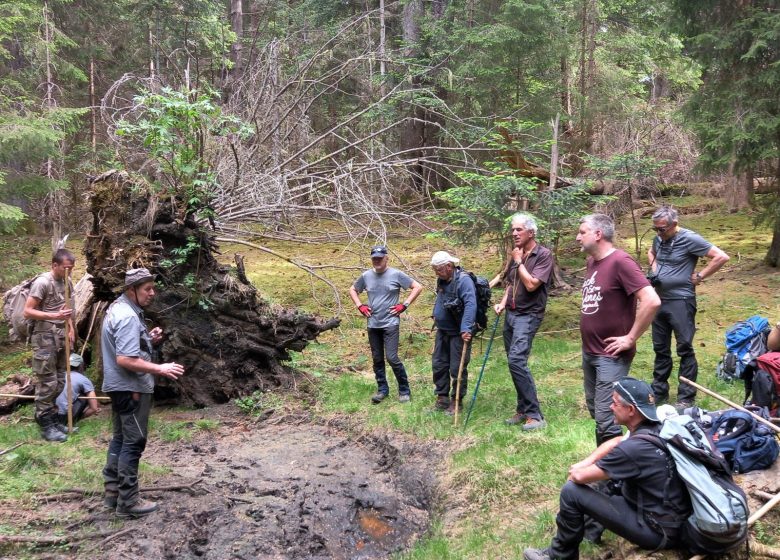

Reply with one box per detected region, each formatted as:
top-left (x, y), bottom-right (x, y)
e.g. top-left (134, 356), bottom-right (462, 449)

top-left (1, 410), bottom-right (436, 560)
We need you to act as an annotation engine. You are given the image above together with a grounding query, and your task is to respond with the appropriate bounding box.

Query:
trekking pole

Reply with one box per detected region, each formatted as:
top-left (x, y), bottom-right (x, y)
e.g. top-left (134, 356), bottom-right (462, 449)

top-left (680, 377), bottom-right (780, 435)
top-left (453, 340), bottom-right (470, 426)
top-left (464, 312), bottom-right (503, 429)
top-left (64, 267), bottom-right (73, 434)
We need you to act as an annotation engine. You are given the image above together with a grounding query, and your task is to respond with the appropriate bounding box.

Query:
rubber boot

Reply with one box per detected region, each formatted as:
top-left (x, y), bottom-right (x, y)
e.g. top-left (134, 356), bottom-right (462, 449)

top-left (38, 414), bottom-right (67, 443)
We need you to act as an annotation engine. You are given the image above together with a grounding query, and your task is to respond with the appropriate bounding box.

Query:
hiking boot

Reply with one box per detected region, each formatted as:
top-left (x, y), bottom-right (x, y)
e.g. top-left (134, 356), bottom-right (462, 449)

top-left (398, 394), bottom-right (411, 403)
top-left (371, 392), bottom-right (388, 404)
top-left (116, 498), bottom-right (158, 518)
top-left (523, 547), bottom-right (552, 560)
top-left (104, 491), bottom-right (118, 509)
top-left (675, 400), bottom-right (694, 413)
top-left (38, 415), bottom-right (67, 443)
top-left (505, 413), bottom-right (528, 426)
top-left (431, 396), bottom-right (450, 412)
top-left (522, 418), bottom-right (547, 431)
top-left (444, 400), bottom-right (463, 417)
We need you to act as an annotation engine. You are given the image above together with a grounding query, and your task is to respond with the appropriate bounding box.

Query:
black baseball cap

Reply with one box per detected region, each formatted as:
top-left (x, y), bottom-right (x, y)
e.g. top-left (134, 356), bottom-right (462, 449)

top-left (370, 246), bottom-right (388, 257)
top-left (614, 377), bottom-right (658, 422)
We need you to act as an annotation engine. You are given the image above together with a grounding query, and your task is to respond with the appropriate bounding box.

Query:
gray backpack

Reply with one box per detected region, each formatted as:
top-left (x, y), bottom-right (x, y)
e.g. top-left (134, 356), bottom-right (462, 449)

top-left (636, 415), bottom-right (749, 555)
top-left (1, 275), bottom-right (41, 342)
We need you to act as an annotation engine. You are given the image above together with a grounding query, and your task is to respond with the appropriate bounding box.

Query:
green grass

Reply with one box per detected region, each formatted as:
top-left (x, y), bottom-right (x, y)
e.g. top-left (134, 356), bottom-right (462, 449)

top-left (1, 205), bottom-right (778, 557)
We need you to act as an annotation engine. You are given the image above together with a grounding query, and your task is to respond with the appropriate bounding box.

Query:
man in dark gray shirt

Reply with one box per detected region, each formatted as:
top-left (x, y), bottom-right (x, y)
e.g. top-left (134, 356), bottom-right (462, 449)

top-left (647, 207), bottom-right (729, 407)
top-left (349, 246), bottom-right (423, 404)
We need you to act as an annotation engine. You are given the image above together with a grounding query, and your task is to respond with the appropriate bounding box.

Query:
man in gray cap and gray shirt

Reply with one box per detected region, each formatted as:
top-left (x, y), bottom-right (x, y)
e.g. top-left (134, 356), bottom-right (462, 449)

top-left (349, 245), bottom-right (423, 404)
top-left (102, 268), bottom-right (184, 518)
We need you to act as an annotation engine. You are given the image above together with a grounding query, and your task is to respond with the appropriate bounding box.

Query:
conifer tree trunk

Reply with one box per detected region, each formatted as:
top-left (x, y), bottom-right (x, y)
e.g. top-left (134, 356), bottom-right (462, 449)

top-left (229, 0), bottom-right (243, 81)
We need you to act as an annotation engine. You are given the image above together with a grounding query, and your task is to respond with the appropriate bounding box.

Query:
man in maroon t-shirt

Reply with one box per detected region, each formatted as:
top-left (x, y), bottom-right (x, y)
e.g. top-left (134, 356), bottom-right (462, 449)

top-left (577, 214), bottom-right (660, 444)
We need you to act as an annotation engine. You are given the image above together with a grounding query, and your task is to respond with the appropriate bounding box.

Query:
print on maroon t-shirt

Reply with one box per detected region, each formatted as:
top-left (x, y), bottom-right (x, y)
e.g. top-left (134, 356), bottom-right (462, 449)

top-left (580, 249), bottom-right (650, 357)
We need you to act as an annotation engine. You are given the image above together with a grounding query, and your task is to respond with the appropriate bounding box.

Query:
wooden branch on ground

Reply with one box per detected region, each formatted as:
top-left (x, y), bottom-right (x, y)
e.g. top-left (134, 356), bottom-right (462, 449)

top-left (37, 479), bottom-right (204, 502)
top-left (0, 528), bottom-right (124, 546)
top-left (753, 490), bottom-right (777, 502)
top-left (0, 442), bottom-right (26, 456)
top-left (751, 541), bottom-right (780, 559)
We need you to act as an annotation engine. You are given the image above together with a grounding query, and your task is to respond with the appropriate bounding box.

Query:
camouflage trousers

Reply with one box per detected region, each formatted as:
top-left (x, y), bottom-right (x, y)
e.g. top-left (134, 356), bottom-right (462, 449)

top-left (31, 329), bottom-right (67, 419)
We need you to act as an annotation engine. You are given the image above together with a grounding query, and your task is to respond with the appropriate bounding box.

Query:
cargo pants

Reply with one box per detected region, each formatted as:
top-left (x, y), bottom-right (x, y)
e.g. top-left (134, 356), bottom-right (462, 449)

top-left (31, 326), bottom-right (67, 420)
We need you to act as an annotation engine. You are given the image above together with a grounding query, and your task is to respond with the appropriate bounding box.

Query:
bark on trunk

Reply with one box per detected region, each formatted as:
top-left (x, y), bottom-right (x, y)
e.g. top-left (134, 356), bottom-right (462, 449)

top-left (766, 215), bottom-right (780, 268)
top-left (82, 171), bottom-right (339, 406)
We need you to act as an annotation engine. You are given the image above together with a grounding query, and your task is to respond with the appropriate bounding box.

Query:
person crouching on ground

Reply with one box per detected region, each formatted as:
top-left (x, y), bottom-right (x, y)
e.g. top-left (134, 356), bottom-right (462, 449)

top-left (349, 245), bottom-right (423, 404)
top-left (430, 251), bottom-right (476, 415)
top-left (102, 268), bottom-right (185, 518)
top-left (523, 377), bottom-right (691, 560)
top-left (56, 353), bottom-right (100, 427)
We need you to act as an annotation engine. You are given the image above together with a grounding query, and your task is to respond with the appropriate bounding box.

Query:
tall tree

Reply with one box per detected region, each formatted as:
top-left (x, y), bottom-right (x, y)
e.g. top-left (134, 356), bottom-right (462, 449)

top-left (669, 0), bottom-right (780, 265)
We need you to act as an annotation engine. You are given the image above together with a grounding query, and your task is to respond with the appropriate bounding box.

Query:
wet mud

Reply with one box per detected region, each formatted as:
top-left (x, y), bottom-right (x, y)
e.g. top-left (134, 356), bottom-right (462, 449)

top-left (3, 410), bottom-right (436, 560)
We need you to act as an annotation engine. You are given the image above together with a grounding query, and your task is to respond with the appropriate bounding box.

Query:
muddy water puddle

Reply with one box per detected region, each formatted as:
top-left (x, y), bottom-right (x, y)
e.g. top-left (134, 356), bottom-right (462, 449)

top-left (88, 416), bottom-right (434, 559)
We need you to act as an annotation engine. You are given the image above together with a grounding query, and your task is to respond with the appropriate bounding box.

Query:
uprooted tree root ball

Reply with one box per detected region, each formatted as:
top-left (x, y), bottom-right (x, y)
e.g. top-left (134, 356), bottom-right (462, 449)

top-left (83, 170), bottom-right (340, 406)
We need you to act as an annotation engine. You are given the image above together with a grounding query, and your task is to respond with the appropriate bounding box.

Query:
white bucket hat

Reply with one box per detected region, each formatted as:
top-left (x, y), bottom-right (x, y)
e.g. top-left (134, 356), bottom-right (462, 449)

top-left (430, 251), bottom-right (459, 266)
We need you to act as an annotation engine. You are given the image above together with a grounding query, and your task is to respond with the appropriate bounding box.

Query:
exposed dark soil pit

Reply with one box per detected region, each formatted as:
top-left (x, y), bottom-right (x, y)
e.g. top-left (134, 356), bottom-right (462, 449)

top-left (0, 408), bottom-right (437, 560)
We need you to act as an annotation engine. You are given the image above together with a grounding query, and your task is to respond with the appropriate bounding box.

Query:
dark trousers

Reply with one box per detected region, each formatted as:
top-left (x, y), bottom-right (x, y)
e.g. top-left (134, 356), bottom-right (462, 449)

top-left (103, 392), bottom-right (152, 507)
top-left (550, 481), bottom-right (676, 560)
top-left (651, 298), bottom-right (698, 403)
top-left (503, 312), bottom-right (544, 420)
top-left (582, 352), bottom-right (632, 445)
top-left (57, 398), bottom-right (87, 425)
top-left (367, 326), bottom-right (410, 395)
top-left (432, 330), bottom-right (471, 400)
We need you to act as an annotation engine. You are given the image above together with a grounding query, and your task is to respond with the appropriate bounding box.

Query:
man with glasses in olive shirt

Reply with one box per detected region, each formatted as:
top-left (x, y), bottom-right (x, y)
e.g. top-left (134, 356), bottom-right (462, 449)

top-left (647, 207), bottom-right (729, 408)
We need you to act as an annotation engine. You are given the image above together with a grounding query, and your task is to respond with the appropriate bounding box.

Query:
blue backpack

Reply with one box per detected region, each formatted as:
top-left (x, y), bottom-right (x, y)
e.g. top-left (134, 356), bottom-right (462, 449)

top-left (717, 316), bottom-right (770, 381)
top-left (709, 409), bottom-right (779, 473)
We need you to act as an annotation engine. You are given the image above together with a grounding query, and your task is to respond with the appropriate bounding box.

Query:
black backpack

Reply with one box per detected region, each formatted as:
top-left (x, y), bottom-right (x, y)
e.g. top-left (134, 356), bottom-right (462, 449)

top-left (463, 271), bottom-right (492, 335)
top-left (439, 269), bottom-right (492, 335)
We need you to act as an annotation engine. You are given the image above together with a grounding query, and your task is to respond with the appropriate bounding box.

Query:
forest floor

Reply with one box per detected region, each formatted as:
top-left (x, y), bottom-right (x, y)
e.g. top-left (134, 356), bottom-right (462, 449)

top-left (2, 194), bottom-right (780, 559)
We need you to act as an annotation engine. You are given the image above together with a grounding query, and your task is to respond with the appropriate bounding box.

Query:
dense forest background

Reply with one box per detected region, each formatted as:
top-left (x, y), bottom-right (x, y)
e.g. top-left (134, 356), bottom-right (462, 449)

top-left (1, 0), bottom-right (778, 265)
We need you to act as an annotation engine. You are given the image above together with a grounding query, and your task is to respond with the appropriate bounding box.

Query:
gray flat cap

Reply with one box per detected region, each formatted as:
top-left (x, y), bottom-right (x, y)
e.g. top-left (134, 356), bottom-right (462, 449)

top-left (125, 267), bottom-right (155, 287)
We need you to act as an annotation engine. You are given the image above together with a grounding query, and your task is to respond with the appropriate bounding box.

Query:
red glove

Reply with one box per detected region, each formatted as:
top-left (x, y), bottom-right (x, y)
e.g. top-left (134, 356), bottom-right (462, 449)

top-left (358, 305), bottom-right (372, 318)
top-left (389, 303), bottom-right (407, 316)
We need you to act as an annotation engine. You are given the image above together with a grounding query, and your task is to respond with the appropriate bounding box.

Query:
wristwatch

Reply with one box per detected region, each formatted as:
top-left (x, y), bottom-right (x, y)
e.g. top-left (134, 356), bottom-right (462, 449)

top-left (695, 272), bottom-right (703, 282)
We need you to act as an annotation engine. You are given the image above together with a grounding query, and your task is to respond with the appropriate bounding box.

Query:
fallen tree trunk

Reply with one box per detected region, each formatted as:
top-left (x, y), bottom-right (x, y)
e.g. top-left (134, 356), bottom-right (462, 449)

top-left (82, 171), bottom-right (340, 406)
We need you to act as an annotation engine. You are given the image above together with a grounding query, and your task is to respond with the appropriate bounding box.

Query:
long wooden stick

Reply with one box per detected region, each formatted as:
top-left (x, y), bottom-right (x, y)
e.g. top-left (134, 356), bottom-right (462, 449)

top-left (680, 377), bottom-right (780, 434)
top-left (79, 301), bottom-right (100, 356)
top-left (748, 489), bottom-right (780, 525)
top-left (64, 267), bottom-right (73, 434)
top-left (453, 340), bottom-right (469, 426)
top-left (0, 393), bottom-right (111, 401)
